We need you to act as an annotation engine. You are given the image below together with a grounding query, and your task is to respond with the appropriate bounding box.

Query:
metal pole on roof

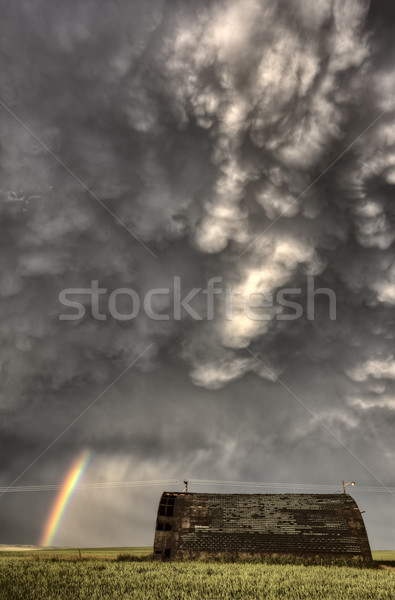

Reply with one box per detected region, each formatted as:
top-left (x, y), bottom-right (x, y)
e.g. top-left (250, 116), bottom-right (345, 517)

top-left (342, 480), bottom-right (356, 493)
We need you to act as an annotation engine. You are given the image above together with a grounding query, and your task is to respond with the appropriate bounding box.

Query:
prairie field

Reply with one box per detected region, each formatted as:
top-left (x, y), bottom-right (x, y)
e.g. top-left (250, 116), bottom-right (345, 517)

top-left (0, 549), bottom-right (394, 600)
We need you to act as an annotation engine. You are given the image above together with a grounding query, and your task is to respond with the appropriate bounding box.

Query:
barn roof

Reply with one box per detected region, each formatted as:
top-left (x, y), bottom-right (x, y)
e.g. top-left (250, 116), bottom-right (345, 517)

top-left (154, 492), bottom-right (371, 559)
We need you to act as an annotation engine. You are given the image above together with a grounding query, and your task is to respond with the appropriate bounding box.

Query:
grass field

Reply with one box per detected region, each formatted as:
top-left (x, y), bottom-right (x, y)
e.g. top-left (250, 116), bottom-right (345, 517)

top-left (0, 549), bottom-right (394, 600)
top-left (1, 547), bottom-right (394, 561)
top-left (1, 557), bottom-right (394, 600)
top-left (0, 546), bottom-right (152, 559)
top-left (372, 551), bottom-right (395, 562)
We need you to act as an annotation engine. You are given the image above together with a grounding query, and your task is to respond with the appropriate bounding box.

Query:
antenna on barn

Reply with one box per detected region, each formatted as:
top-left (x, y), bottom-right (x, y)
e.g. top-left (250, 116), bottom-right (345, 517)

top-left (183, 480), bottom-right (188, 493)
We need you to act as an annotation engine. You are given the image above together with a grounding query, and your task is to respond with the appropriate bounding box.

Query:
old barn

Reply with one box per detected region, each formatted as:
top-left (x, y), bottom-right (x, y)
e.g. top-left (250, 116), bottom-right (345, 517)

top-left (154, 492), bottom-right (371, 560)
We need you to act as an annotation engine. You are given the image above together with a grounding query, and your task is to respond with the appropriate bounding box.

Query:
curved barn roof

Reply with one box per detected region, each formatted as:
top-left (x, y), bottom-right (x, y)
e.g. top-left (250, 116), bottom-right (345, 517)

top-left (154, 492), bottom-right (371, 560)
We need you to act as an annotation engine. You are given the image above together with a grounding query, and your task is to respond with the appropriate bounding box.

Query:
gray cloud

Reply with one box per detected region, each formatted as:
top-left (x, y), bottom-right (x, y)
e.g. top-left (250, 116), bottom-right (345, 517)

top-left (1, 0), bottom-right (395, 549)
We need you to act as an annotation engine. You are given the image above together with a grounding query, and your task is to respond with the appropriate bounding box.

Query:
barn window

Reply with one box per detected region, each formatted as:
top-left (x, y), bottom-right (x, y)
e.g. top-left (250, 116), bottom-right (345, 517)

top-left (156, 522), bottom-right (172, 531)
top-left (159, 495), bottom-right (176, 517)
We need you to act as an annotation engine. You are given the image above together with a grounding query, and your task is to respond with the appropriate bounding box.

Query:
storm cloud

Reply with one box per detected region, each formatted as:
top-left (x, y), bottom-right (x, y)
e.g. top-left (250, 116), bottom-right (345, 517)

top-left (1, 0), bottom-right (395, 549)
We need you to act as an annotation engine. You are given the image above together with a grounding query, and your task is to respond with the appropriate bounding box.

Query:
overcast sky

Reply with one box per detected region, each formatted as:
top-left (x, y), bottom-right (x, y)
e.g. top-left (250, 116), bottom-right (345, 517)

top-left (1, 0), bottom-right (395, 550)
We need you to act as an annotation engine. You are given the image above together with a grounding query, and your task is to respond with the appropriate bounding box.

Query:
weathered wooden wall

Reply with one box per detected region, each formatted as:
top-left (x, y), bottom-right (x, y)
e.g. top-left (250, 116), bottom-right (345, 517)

top-left (153, 492), bottom-right (371, 560)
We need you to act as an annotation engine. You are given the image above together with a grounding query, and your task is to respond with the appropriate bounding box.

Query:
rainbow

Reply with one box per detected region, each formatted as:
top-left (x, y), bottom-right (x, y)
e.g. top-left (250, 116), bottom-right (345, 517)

top-left (40, 450), bottom-right (91, 547)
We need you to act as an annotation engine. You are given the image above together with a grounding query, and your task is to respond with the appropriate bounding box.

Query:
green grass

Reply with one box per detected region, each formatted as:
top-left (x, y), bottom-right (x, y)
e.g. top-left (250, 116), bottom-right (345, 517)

top-left (0, 555), bottom-right (394, 600)
top-left (372, 551), bottom-right (395, 562)
top-left (0, 546), bottom-right (152, 559)
top-left (1, 547), bottom-right (393, 561)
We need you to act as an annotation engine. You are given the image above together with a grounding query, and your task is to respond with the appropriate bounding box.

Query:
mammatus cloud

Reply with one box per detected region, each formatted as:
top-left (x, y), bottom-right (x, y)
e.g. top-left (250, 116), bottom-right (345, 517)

top-left (347, 356), bottom-right (395, 382)
top-left (1, 0), bottom-right (395, 547)
top-left (1, 0), bottom-right (392, 396)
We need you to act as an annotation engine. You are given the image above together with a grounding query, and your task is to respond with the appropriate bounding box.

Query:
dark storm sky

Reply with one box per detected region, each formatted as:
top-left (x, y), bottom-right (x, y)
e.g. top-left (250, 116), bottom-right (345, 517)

top-left (1, 0), bottom-right (395, 549)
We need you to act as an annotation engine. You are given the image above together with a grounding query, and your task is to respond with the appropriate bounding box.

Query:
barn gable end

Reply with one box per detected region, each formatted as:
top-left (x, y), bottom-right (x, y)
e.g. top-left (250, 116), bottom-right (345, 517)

top-left (154, 492), bottom-right (371, 560)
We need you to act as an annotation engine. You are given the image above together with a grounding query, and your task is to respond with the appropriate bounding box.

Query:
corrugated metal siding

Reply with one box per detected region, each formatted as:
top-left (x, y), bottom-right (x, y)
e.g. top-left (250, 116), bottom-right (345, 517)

top-left (153, 492), bottom-right (371, 560)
